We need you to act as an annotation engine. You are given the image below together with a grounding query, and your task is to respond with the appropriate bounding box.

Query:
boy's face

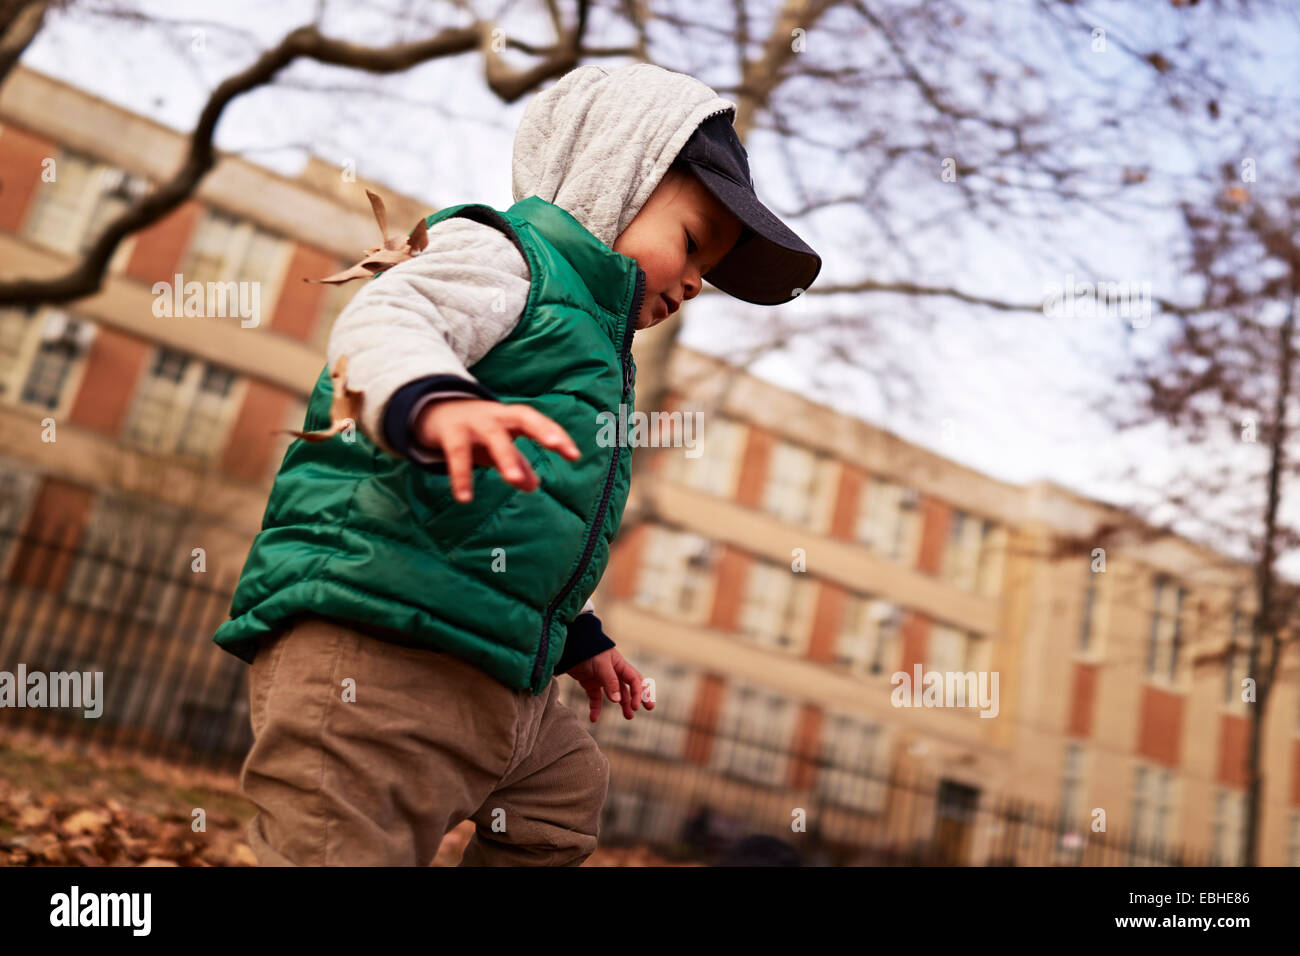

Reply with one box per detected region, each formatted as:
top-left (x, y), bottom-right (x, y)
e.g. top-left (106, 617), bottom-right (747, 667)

top-left (613, 168), bottom-right (744, 331)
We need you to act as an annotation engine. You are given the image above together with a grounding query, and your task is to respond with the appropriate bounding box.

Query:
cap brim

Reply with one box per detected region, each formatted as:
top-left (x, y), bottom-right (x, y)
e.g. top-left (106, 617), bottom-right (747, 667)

top-left (684, 162), bottom-right (822, 306)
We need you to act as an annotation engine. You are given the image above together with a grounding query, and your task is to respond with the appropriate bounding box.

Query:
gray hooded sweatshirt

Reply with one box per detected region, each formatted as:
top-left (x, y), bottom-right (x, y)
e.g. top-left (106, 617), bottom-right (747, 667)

top-left (323, 63), bottom-right (734, 658)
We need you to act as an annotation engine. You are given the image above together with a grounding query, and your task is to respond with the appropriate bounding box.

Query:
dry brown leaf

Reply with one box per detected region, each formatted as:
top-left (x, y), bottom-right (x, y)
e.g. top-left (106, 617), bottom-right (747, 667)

top-left (40, 842), bottom-right (66, 864)
top-left (60, 809), bottom-right (111, 836)
top-left (231, 843), bottom-right (258, 867)
top-left (281, 353), bottom-right (365, 444)
top-left (17, 806), bottom-right (49, 829)
top-left (67, 844), bottom-right (103, 867)
top-left (307, 188), bottom-right (430, 286)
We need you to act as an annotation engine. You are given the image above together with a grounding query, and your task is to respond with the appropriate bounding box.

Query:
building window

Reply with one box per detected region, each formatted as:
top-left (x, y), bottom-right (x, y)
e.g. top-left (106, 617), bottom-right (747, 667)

top-left (1055, 744), bottom-right (1088, 862)
top-left (0, 466), bottom-right (38, 530)
top-left (185, 209), bottom-right (239, 279)
top-left (19, 311), bottom-right (93, 411)
top-left (942, 509), bottom-right (983, 589)
top-left (1079, 565), bottom-right (1098, 653)
top-left (22, 150), bottom-right (99, 253)
top-left (19, 153), bottom-right (146, 259)
top-left (241, 228), bottom-right (284, 289)
top-left (711, 680), bottom-right (796, 787)
top-left (176, 364), bottom-right (238, 459)
top-left (855, 477), bottom-right (921, 564)
top-left (0, 464), bottom-right (39, 576)
top-left (1211, 788), bottom-right (1247, 866)
top-left (1058, 744), bottom-right (1086, 834)
top-left (632, 525), bottom-right (715, 624)
top-left (123, 347), bottom-right (239, 463)
top-left (761, 441), bottom-right (837, 530)
top-left (737, 559), bottom-right (815, 655)
top-left (1130, 764), bottom-right (1176, 865)
top-left (1223, 590), bottom-right (1249, 710)
top-left (833, 595), bottom-right (900, 677)
top-left (0, 306), bottom-right (39, 400)
top-left (816, 711), bottom-right (889, 812)
top-left (83, 168), bottom-right (149, 254)
top-left (928, 623), bottom-right (986, 675)
top-left (1146, 575), bottom-right (1184, 683)
top-left (973, 518), bottom-right (1004, 596)
top-left (181, 208), bottom-right (285, 290)
top-left (658, 412), bottom-right (747, 499)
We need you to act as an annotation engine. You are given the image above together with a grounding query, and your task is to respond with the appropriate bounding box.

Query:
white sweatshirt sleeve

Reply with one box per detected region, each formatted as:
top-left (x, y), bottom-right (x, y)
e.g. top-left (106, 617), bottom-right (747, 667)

top-left (324, 216), bottom-right (532, 457)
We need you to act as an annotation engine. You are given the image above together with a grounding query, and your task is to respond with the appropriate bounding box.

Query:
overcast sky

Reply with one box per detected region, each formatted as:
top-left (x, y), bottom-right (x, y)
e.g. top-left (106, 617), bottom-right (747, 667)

top-left (17, 0), bottom-right (1296, 547)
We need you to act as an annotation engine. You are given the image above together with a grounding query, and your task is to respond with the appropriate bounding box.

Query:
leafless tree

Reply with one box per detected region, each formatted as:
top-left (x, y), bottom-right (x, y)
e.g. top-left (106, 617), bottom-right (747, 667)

top-left (3, 1), bottom-right (1284, 383)
top-left (0, 0), bottom-right (52, 86)
top-left (1103, 140), bottom-right (1300, 865)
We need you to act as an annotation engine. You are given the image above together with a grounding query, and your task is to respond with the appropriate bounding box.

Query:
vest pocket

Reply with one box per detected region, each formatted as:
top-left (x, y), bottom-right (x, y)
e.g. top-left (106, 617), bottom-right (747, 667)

top-left (397, 445), bottom-right (542, 554)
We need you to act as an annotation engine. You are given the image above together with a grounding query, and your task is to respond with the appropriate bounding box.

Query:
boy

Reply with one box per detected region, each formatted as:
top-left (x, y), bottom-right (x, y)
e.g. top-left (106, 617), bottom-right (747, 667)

top-left (212, 62), bottom-right (821, 866)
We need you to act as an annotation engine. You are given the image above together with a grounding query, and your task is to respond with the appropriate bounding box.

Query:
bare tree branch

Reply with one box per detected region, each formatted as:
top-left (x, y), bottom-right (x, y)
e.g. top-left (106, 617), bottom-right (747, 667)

top-left (0, 3), bottom-right (597, 308)
top-left (0, 0), bottom-right (50, 86)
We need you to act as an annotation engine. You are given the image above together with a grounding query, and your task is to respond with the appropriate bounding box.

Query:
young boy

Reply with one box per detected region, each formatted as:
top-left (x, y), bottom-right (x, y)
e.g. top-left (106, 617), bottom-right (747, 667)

top-left (212, 62), bottom-right (821, 866)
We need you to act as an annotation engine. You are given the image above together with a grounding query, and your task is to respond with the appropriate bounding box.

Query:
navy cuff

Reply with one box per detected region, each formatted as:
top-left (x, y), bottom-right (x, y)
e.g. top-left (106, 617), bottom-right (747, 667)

top-left (383, 374), bottom-right (500, 465)
top-left (556, 611), bottom-right (615, 673)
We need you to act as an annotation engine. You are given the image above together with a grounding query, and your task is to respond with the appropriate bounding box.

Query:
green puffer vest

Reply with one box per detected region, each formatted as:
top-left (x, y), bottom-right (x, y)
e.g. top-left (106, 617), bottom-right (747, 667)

top-left (212, 195), bottom-right (645, 695)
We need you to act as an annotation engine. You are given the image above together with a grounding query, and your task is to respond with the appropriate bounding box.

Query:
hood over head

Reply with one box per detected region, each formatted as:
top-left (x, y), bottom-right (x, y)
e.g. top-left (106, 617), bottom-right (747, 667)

top-left (512, 63), bottom-right (735, 249)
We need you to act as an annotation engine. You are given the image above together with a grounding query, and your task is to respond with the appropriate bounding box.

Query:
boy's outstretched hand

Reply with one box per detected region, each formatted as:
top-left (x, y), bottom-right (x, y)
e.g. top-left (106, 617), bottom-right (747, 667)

top-left (563, 648), bottom-right (654, 723)
top-left (414, 398), bottom-right (581, 501)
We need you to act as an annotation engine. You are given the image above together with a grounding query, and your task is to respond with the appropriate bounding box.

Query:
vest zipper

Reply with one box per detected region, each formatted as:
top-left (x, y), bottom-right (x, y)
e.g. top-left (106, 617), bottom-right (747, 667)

top-left (531, 266), bottom-right (646, 692)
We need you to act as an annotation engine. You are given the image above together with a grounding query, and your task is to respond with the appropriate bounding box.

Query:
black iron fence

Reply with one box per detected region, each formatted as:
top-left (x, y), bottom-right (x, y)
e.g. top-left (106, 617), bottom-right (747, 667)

top-left (0, 517), bottom-right (1211, 865)
top-left (0, 515), bottom-right (249, 768)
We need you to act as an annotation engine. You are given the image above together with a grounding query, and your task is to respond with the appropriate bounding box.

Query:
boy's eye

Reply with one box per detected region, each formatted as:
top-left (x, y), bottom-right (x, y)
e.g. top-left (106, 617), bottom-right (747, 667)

top-left (685, 232), bottom-right (697, 255)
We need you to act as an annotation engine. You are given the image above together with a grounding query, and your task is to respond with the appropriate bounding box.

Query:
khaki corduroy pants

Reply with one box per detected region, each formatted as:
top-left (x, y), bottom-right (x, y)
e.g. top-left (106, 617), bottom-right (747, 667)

top-left (238, 614), bottom-right (609, 866)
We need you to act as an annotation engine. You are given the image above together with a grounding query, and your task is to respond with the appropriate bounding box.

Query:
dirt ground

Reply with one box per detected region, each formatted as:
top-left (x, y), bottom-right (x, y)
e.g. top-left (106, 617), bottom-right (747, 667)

top-left (0, 735), bottom-right (689, 866)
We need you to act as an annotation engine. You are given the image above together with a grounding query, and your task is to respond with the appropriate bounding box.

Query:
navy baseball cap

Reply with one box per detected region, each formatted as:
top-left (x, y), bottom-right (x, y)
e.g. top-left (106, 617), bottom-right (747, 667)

top-left (674, 111), bottom-right (822, 305)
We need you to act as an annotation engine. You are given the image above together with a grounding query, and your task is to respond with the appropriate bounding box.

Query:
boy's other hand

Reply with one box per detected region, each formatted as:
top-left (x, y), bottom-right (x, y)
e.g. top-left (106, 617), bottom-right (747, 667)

top-left (563, 648), bottom-right (654, 723)
top-left (414, 398), bottom-right (580, 502)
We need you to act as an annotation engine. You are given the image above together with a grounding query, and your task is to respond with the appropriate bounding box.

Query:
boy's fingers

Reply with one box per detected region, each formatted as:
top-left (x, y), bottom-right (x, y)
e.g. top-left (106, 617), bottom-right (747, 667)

top-left (615, 660), bottom-right (641, 712)
top-left (598, 658), bottom-right (622, 710)
top-left (441, 428), bottom-right (474, 502)
top-left (477, 424), bottom-right (537, 490)
top-left (625, 665), bottom-right (654, 709)
top-left (585, 684), bottom-right (602, 723)
top-left (514, 449), bottom-right (540, 490)
top-left (598, 661), bottom-right (634, 720)
top-left (620, 677), bottom-right (636, 719)
top-left (511, 407), bottom-right (580, 459)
